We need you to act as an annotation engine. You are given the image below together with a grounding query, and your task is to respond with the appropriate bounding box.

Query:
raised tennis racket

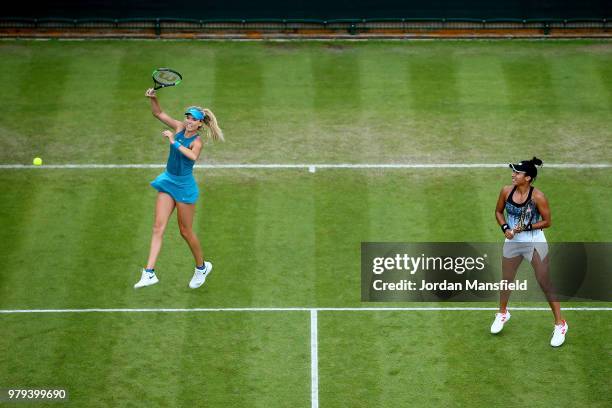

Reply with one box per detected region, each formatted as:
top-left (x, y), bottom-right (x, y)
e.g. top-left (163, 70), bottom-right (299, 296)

top-left (152, 68), bottom-right (182, 90)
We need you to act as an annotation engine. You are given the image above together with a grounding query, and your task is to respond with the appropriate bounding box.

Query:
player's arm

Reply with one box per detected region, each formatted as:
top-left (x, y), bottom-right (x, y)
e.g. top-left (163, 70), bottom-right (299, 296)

top-left (180, 137), bottom-right (203, 161)
top-left (145, 88), bottom-right (183, 131)
top-left (496, 186), bottom-right (514, 239)
top-left (532, 189), bottom-right (552, 230)
top-left (163, 131), bottom-right (203, 161)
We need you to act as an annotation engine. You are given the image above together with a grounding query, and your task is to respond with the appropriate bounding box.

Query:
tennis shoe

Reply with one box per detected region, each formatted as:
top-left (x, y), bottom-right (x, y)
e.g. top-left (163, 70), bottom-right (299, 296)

top-left (550, 320), bottom-right (568, 347)
top-left (189, 261), bottom-right (212, 289)
top-left (134, 269), bottom-right (159, 288)
top-left (490, 311), bottom-right (511, 334)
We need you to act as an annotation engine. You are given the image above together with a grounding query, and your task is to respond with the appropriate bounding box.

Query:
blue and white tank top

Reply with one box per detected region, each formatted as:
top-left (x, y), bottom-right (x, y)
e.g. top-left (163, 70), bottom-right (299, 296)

top-left (505, 186), bottom-right (545, 242)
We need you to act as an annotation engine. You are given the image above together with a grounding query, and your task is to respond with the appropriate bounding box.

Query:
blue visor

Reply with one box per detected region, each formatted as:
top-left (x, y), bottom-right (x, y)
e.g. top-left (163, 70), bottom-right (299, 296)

top-left (185, 108), bottom-right (205, 121)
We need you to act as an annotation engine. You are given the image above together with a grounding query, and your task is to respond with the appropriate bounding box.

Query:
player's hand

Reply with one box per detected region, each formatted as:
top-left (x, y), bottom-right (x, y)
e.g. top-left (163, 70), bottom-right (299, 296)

top-left (162, 130), bottom-right (173, 139)
top-left (504, 229), bottom-right (515, 240)
top-left (145, 88), bottom-right (157, 98)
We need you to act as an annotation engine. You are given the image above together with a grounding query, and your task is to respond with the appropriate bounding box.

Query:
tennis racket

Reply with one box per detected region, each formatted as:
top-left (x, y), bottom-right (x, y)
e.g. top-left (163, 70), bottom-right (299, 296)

top-left (516, 199), bottom-right (536, 232)
top-left (152, 68), bottom-right (182, 90)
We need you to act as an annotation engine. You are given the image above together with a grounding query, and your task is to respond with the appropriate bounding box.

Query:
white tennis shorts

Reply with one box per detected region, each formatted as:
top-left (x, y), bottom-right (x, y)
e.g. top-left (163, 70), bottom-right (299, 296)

top-left (503, 230), bottom-right (548, 262)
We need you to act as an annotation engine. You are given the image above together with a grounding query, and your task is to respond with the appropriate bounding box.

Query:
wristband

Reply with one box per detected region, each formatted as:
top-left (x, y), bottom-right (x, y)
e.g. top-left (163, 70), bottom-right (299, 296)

top-left (172, 140), bottom-right (181, 150)
top-left (501, 224), bottom-right (510, 233)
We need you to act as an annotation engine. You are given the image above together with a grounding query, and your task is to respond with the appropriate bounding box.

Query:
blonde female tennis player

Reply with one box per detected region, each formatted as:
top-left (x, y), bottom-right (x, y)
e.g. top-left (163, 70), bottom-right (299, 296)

top-left (134, 88), bottom-right (223, 289)
top-left (492, 157), bottom-right (568, 347)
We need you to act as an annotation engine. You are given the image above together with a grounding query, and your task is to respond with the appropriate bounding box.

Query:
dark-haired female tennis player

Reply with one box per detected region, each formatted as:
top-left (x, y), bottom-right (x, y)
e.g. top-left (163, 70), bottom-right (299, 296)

top-left (134, 88), bottom-right (224, 289)
top-left (492, 157), bottom-right (568, 347)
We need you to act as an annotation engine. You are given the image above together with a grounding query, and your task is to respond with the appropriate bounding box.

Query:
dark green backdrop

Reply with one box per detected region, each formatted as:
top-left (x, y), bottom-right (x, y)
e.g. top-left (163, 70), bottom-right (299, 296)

top-left (2, 0), bottom-right (609, 19)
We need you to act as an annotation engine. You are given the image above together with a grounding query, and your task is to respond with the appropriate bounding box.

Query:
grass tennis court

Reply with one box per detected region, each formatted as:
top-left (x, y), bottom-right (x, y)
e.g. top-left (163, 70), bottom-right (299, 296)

top-left (1, 39), bottom-right (611, 407)
top-left (1, 40), bottom-right (610, 165)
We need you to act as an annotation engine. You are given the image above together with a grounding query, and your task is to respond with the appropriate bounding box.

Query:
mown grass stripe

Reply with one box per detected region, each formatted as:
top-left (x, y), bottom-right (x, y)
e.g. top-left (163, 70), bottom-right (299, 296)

top-left (314, 172), bottom-right (369, 305)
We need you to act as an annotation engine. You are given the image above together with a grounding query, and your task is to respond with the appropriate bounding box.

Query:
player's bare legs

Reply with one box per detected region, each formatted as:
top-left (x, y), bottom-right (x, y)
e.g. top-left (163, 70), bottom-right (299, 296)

top-left (146, 192), bottom-right (176, 270)
top-left (531, 251), bottom-right (563, 324)
top-left (176, 202), bottom-right (204, 266)
top-left (499, 255), bottom-right (523, 313)
top-left (491, 255), bottom-right (523, 334)
top-left (176, 201), bottom-right (211, 289)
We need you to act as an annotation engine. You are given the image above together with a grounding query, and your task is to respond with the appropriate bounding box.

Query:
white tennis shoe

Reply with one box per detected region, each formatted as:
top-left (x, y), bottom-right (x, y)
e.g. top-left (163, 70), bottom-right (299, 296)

top-left (189, 262), bottom-right (212, 289)
top-left (134, 269), bottom-right (159, 288)
top-left (490, 311), bottom-right (511, 334)
top-left (550, 320), bottom-right (568, 347)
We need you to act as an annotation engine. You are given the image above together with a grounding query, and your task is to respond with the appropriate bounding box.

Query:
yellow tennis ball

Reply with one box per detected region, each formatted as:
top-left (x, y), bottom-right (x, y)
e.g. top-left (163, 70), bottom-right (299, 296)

top-left (33, 157), bottom-right (43, 166)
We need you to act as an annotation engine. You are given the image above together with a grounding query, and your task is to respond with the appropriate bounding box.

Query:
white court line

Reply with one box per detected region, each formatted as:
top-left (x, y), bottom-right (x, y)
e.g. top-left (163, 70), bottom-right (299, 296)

top-left (0, 163), bottom-right (611, 170)
top-left (310, 310), bottom-right (319, 408)
top-left (3, 306), bottom-right (609, 408)
top-left (0, 307), bottom-right (610, 313)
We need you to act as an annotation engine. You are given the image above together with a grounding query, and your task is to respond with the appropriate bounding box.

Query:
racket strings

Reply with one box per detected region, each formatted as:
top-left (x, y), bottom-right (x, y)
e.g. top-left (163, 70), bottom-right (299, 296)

top-left (152, 68), bottom-right (182, 89)
top-left (153, 72), bottom-right (181, 85)
top-left (518, 200), bottom-right (536, 229)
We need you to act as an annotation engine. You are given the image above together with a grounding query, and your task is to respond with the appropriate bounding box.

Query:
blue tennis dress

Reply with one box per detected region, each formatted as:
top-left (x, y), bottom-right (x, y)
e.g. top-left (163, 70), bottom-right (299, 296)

top-left (150, 130), bottom-right (200, 204)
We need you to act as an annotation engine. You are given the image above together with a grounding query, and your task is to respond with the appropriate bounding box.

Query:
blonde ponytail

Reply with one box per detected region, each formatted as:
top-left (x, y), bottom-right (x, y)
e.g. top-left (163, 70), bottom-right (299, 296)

top-left (203, 108), bottom-right (223, 142)
top-left (186, 106), bottom-right (224, 142)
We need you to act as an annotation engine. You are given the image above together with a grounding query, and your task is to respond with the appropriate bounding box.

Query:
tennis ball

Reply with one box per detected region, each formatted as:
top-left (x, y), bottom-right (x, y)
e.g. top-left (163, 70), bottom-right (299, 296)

top-left (33, 157), bottom-right (43, 166)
